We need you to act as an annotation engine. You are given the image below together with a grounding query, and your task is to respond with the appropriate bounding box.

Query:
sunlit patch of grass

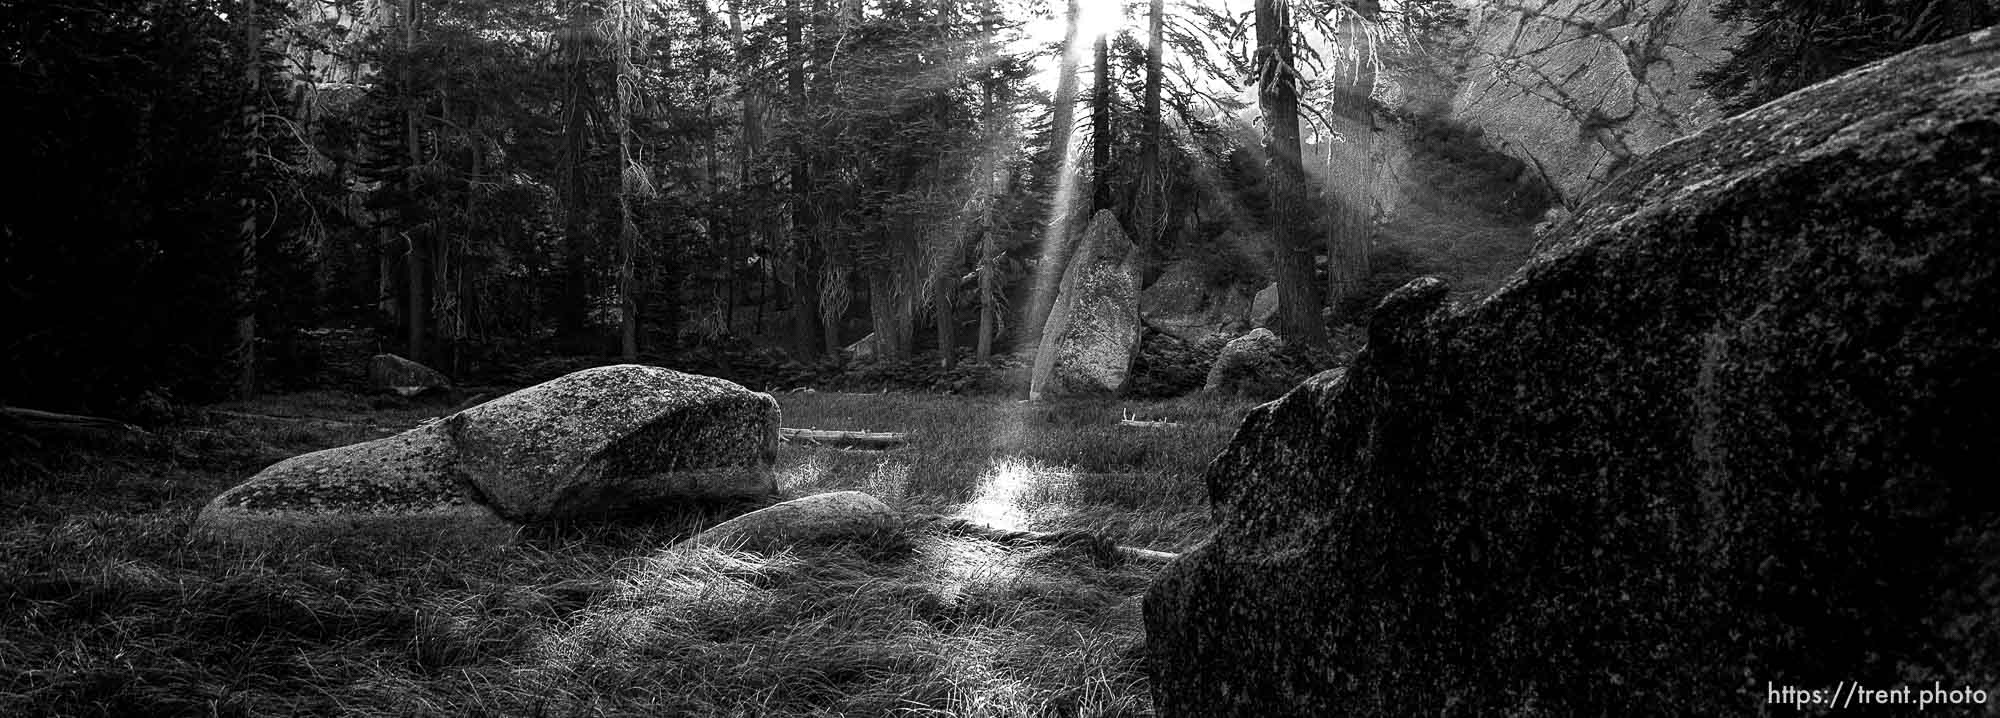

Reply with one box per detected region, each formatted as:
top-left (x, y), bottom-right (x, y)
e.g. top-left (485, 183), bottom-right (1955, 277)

top-left (2, 388), bottom-right (1254, 716)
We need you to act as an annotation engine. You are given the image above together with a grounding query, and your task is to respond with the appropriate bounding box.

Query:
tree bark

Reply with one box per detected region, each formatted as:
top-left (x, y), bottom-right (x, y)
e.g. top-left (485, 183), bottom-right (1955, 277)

top-left (1134, 0), bottom-right (1166, 247)
top-left (787, 0), bottom-right (821, 358)
top-left (935, 0), bottom-right (958, 369)
top-left (403, 0), bottom-right (429, 363)
top-left (1089, 31), bottom-right (1112, 212)
top-left (975, 28), bottom-right (1000, 361)
top-left (231, 0), bottom-right (263, 399)
top-left (558, 1), bottom-right (595, 353)
top-left (1255, 0), bottom-right (1327, 347)
top-left (1325, 0), bottom-right (1378, 324)
top-left (614, 0), bottom-right (639, 360)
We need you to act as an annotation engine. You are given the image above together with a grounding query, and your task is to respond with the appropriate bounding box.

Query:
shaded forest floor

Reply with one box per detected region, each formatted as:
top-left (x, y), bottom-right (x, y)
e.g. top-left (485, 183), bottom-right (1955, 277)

top-left (0, 389), bottom-right (1253, 717)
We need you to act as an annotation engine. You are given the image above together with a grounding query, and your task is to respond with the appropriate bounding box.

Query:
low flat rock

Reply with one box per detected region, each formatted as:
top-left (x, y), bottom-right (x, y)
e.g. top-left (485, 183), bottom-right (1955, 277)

top-left (195, 427), bottom-right (519, 547)
top-left (681, 491), bottom-right (897, 551)
top-left (450, 365), bottom-right (780, 522)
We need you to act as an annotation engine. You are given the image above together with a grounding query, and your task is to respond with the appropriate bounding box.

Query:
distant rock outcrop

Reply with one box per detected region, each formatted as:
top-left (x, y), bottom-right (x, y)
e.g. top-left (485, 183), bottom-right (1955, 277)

top-left (367, 353), bottom-right (450, 396)
top-left (1449, 0), bottom-right (1743, 202)
top-left (1201, 328), bottom-right (1293, 399)
top-left (196, 365), bottom-right (781, 545)
top-left (682, 491), bottom-right (897, 551)
top-left (1139, 259), bottom-right (1254, 344)
top-left (1030, 210), bottom-right (1143, 400)
top-left (1248, 283), bottom-right (1277, 329)
top-left (1146, 28), bottom-right (2000, 718)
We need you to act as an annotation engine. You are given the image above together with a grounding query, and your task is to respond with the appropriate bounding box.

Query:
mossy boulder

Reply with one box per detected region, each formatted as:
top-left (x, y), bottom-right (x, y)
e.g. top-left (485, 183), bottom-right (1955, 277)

top-left (194, 428), bottom-right (519, 547)
top-left (450, 365), bottom-right (779, 522)
top-left (1145, 27), bottom-right (2000, 717)
top-left (196, 365), bottom-right (780, 545)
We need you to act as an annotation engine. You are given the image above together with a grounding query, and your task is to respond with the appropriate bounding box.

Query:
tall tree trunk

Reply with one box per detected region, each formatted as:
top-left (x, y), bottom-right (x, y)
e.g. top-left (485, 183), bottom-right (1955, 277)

top-left (1255, 0), bottom-right (1327, 347)
top-left (728, 0), bottom-right (762, 336)
top-left (614, 0), bottom-right (639, 360)
top-left (787, 0), bottom-right (820, 358)
top-left (403, 0), bottom-right (428, 363)
top-left (1023, 0), bottom-right (1083, 353)
top-left (934, 0), bottom-right (958, 369)
top-left (231, 0), bottom-right (262, 399)
top-left (1325, 0), bottom-right (1378, 324)
top-left (559, 2), bottom-right (594, 353)
top-left (1089, 31), bottom-right (1112, 212)
top-left (974, 15), bottom-right (1000, 361)
top-left (1134, 0), bottom-right (1166, 247)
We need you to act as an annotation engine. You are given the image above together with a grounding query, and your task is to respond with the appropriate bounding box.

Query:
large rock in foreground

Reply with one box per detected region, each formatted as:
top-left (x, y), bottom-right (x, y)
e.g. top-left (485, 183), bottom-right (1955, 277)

top-left (1030, 210), bottom-right (1143, 399)
top-left (451, 366), bottom-right (779, 522)
top-left (194, 428), bottom-right (520, 547)
top-left (1146, 28), bottom-right (2000, 718)
top-left (196, 365), bottom-right (780, 545)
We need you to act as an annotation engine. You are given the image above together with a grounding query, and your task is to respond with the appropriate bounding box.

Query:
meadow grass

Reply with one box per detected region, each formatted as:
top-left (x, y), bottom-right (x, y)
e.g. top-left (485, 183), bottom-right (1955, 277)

top-left (0, 389), bottom-right (1256, 717)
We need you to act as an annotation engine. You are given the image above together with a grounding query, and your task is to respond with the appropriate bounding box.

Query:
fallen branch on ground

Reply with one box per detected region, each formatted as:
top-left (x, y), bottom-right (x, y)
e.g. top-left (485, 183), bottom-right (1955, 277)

top-left (1, 406), bottom-right (152, 438)
top-left (906, 513), bottom-right (1181, 567)
top-left (779, 428), bottom-right (908, 450)
top-left (207, 410), bottom-right (396, 436)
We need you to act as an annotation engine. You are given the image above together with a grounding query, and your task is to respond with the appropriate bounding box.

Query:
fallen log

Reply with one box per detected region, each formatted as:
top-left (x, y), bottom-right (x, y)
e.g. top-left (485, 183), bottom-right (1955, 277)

top-left (1117, 418), bottom-right (1184, 429)
top-left (906, 513), bottom-right (1181, 567)
top-left (206, 410), bottom-right (397, 436)
top-left (779, 427), bottom-right (908, 450)
top-left (0, 406), bottom-right (152, 438)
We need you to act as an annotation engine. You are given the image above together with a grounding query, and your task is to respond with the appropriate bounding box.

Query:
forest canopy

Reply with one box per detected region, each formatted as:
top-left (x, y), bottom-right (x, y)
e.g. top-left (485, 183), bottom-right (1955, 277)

top-left (2, 0), bottom-right (1975, 413)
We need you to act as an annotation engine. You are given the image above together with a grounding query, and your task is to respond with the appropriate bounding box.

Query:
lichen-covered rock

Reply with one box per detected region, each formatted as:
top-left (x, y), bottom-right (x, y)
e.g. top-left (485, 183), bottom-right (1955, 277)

top-left (1030, 210), bottom-right (1143, 399)
top-left (196, 365), bottom-right (779, 545)
top-left (195, 427), bottom-right (519, 547)
top-left (1201, 328), bottom-right (1295, 399)
top-left (1139, 259), bottom-right (1254, 344)
top-left (1146, 28), bottom-right (2000, 718)
top-left (681, 491), bottom-right (896, 551)
top-left (451, 365), bottom-right (780, 522)
top-left (367, 353), bottom-right (451, 396)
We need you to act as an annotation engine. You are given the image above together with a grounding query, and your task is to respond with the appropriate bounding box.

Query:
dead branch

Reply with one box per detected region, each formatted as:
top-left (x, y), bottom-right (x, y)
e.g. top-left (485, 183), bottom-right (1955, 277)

top-left (780, 427), bottom-right (908, 450)
top-left (206, 410), bottom-right (397, 436)
top-left (907, 513), bottom-right (1182, 567)
top-left (0, 406), bottom-right (152, 438)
